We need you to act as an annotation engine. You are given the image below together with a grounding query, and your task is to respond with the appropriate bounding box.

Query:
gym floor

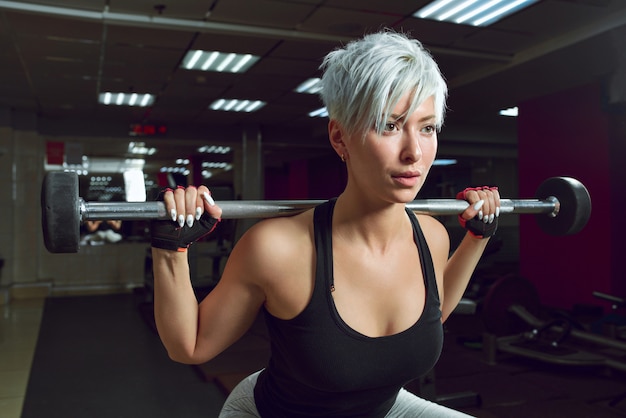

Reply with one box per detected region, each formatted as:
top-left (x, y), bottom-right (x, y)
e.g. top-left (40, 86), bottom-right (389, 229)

top-left (0, 297), bottom-right (44, 417)
top-left (3, 294), bottom-right (626, 418)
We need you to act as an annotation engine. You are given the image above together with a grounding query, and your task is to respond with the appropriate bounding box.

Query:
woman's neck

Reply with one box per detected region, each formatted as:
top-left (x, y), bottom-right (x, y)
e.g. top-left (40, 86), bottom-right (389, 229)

top-left (332, 192), bottom-right (412, 252)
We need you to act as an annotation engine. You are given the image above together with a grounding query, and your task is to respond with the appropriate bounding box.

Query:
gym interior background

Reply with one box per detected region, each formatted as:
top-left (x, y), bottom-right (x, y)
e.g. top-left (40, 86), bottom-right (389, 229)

top-left (1, 0), bottom-right (626, 417)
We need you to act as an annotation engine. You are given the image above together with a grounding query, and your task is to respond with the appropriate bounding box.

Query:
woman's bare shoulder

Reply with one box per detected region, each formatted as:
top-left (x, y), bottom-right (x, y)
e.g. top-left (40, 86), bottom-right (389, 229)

top-left (415, 214), bottom-right (450, 257)
top-left (241, 210), bottom-right (313, 250)
top-left (225, 210), bottom-right (315, 282)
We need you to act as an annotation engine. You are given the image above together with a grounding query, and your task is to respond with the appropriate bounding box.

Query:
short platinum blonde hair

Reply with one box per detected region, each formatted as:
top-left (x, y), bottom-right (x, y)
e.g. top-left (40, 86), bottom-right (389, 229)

top-left (319, 30), bottom-right (448, 138)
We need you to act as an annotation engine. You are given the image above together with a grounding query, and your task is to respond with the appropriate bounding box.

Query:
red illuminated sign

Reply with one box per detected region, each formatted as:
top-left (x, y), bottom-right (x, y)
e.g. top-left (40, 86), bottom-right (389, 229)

top-left (129, 124), bottom-right (167, 136)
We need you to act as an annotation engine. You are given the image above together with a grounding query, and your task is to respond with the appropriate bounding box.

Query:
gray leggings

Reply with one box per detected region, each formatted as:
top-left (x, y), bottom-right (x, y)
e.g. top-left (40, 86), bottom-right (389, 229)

top-left (219, 370), bottom-right (474, 418)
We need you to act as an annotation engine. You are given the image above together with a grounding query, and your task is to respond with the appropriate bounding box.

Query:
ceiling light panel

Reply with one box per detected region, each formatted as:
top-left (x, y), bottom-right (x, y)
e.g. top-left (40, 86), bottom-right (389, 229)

top-left (295, 78), bottom-right (322, 94)
top-left (128, 142), bottom-right (157, 155)
top-left (413, 0), bottom-right (539, 27)
top-left (309, 107), bottom-right (328, 118)
top-left (499, 106), bottom-right (519, 117)
top-left (197, 145), bottom-right (231, 154)
top-left (182, 50), bottom-right (260, 73)
top-left (209, 99), bottom-right (266, 112)
top-left (99, 92), bottom-right (154, 107)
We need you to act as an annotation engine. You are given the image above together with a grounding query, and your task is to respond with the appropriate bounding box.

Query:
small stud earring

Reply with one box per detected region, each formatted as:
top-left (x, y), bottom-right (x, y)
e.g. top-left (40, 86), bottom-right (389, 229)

top-left (340, 154), bottom-right (346, 162)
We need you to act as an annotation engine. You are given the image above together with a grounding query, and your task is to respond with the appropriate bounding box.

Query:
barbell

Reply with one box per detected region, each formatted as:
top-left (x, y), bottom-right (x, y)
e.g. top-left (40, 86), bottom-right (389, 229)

top-left (41, 171), bottom-right (592, 254)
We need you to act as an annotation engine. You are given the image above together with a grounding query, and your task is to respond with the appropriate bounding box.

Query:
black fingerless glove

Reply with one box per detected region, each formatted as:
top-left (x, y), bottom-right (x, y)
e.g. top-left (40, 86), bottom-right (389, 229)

top-left (151, 212), bottom-right (220, 252)
top-left (458, 216), bottom-right (498, 239)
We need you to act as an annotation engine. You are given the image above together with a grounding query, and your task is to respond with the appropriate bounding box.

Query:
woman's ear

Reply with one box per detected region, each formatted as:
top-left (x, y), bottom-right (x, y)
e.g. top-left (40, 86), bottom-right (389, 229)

top-left (328, 119), bottom-right (348, 160)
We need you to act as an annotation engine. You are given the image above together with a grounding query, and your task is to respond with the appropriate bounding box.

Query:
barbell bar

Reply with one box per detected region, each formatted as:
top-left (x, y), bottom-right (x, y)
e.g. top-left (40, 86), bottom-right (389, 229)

top-left (41, 171), bottom-right (592, 254)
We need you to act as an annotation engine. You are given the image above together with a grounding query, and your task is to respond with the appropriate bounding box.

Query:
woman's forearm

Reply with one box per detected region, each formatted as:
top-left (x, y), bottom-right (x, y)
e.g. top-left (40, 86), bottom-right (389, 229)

top-left (441, 234), bottom-right (489, 321)
top-left (152, 248), bottom-right (200, 363)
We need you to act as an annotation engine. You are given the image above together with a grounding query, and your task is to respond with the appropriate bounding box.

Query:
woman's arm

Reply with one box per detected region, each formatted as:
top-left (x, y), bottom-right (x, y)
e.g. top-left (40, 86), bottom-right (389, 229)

top-left (151, 185), bottom-right (266, 365)
top-left (440, 234), bottom-right (489, 322)
top-left (152, 242), bottom-right (266, 364)
top-left (432, 187), bottom-right (500, 322)
top-left (152, 249), bottom-right (201, 362)
top-left (85, 220), bottom-right (101, 232)
top-left (106, 220), bottom-right (122, 231)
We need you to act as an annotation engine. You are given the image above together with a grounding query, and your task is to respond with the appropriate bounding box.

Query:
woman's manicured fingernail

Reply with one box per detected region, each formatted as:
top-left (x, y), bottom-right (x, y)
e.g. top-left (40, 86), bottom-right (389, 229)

top-left (178, 214), bottom-right (185, 228)
top-left (496, 207), bottom-right (500, 217)
top-left (203, 192), bottom-right (215, 206)
top-left (186, 214), bottom-right (194, 228)
top-left (489, 214), bottom-right (495, 223)
top-left (473, 200), bottom-right (485, 211)
top-left (195, 207), bottom-right (202, 220)
top-left (170, 209), bottom-right (177, 222)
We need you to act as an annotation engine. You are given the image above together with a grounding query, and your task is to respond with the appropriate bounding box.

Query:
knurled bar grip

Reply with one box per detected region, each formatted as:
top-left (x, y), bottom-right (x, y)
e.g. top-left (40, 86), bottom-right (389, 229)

top-left (79, 197), bottom-right (559, 221)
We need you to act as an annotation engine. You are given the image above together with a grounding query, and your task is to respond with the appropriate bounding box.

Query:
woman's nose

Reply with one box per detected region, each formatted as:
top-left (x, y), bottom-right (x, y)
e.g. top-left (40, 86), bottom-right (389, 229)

top-left (401, 130), bottom-right (422, 163)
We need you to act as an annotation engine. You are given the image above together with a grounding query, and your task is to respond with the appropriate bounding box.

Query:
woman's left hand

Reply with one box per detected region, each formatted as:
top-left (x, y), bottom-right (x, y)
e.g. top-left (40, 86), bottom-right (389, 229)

top-left (456, 186), bottom-right (501, 239)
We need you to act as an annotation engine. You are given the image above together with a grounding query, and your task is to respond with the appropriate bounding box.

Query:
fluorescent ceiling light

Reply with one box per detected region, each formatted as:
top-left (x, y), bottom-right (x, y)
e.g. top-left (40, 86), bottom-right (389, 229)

top-left (309, 107), bottom-right (328, 118)
top-left (160, 166), bottom-right (190, 176)
top-left (182, 50), bottom-right (259, 73)
top-left (202, 162), bottom-right (230, 169)
top-left (201, 162), bottom-right (232, 179)
top-left (432, 158), bottom-right (457, 166)
top-left (499, 106), bottom-right (518, 117)
top-left (413, 0), bottom-right (538, 26)
top-left (209, 99), bottom-right (266, 112)
top-left (198, 145), bottom-right (231, 154)
top-left (99, 92), bottom-right (154, 107)
top-left (161, 147), bottom-right (232, 179)
top-left (295, 78), bottom-right (322, 94)
top-left (160, 162), bottom-right (233, 179)
top-left (128, 142), bottom-right (156, 155)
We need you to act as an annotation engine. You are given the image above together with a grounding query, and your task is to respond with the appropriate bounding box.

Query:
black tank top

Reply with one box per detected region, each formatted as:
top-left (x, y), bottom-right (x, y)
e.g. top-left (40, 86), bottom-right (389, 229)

top-left (254, 199), bottom-right (443, 417)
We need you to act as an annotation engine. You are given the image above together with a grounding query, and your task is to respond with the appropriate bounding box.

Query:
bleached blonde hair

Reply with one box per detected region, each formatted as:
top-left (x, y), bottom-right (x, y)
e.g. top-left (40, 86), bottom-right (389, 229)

top-left (319, 30), bottom-right (448, 138)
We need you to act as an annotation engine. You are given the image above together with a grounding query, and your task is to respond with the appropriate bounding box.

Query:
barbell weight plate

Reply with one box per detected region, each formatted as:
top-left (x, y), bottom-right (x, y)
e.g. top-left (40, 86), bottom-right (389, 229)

top-left (41, 171), bottom-right (80, 253)
top-left (534, 176), bottom-right (591, 236)
top-left (481, 274), bottom-right (542, 336)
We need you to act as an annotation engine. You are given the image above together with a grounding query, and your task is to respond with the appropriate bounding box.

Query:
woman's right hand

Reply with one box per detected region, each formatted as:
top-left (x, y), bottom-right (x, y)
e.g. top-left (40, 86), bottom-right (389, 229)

top-left (151, 185), bottom-right (223, 252)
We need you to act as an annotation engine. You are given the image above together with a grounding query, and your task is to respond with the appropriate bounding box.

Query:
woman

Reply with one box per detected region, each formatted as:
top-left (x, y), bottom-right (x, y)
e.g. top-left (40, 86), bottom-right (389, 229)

top-left (150, 30), bottom-right (500, 417)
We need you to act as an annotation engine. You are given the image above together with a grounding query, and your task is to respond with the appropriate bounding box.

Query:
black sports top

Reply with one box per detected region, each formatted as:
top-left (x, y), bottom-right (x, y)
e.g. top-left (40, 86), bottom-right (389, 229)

top-left (254, 199), bottom-right (444, 417)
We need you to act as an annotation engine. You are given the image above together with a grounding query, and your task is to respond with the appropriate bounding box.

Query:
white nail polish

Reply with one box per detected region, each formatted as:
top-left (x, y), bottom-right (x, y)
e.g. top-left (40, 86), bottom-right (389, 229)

top-left (473, 200), bottom-right (485, 211)
top-left (489, 214), bottom-right (495, 223)
top-left (478, 210), bottom-right (483, 220)
top-left (170, 209), bottom-right (177, 222)
top-left (203, 192), bottom-right (215, 206)
top-left (496, 207), bottom-right (500, 218)
top-left (186, 214), bottom-right (194, 228)
top-left (178, 214), bottom-right (185, 228)
top-left (195, 207), bottom-right (202, 220)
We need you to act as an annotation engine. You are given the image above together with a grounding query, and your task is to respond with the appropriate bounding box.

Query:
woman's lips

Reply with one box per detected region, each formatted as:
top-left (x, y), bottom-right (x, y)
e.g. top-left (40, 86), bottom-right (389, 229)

top-left (392, 172), bottom-right (420, 187)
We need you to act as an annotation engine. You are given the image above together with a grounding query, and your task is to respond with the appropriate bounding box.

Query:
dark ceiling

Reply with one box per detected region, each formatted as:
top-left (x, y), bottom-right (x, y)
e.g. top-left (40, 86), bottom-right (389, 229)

top-left (1, 0), bottom-right (625, 176)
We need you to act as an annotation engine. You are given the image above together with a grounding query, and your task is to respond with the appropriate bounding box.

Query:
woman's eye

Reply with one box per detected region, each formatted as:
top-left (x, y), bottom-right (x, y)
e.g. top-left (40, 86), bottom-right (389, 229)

top-left (421, 125), bottom-right (436, 135)
top-left (384, 122), bottom-right (399, 132)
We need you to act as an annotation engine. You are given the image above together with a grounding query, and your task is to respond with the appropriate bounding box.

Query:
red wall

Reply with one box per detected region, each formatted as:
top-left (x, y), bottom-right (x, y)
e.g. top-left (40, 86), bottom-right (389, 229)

top-left (608, 105), bottom-right (626, 299)
top-left (518, 83), bottom-right (613, 309)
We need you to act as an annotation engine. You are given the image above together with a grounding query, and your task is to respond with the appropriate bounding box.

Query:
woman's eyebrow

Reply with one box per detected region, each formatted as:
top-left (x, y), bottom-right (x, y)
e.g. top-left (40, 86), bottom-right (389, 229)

top-left (389, 113), bottom-right (436, 122)
top-left (419, 115), bottom-right (436, 123)
top-left (389, 112), bottom-right (407, 120)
